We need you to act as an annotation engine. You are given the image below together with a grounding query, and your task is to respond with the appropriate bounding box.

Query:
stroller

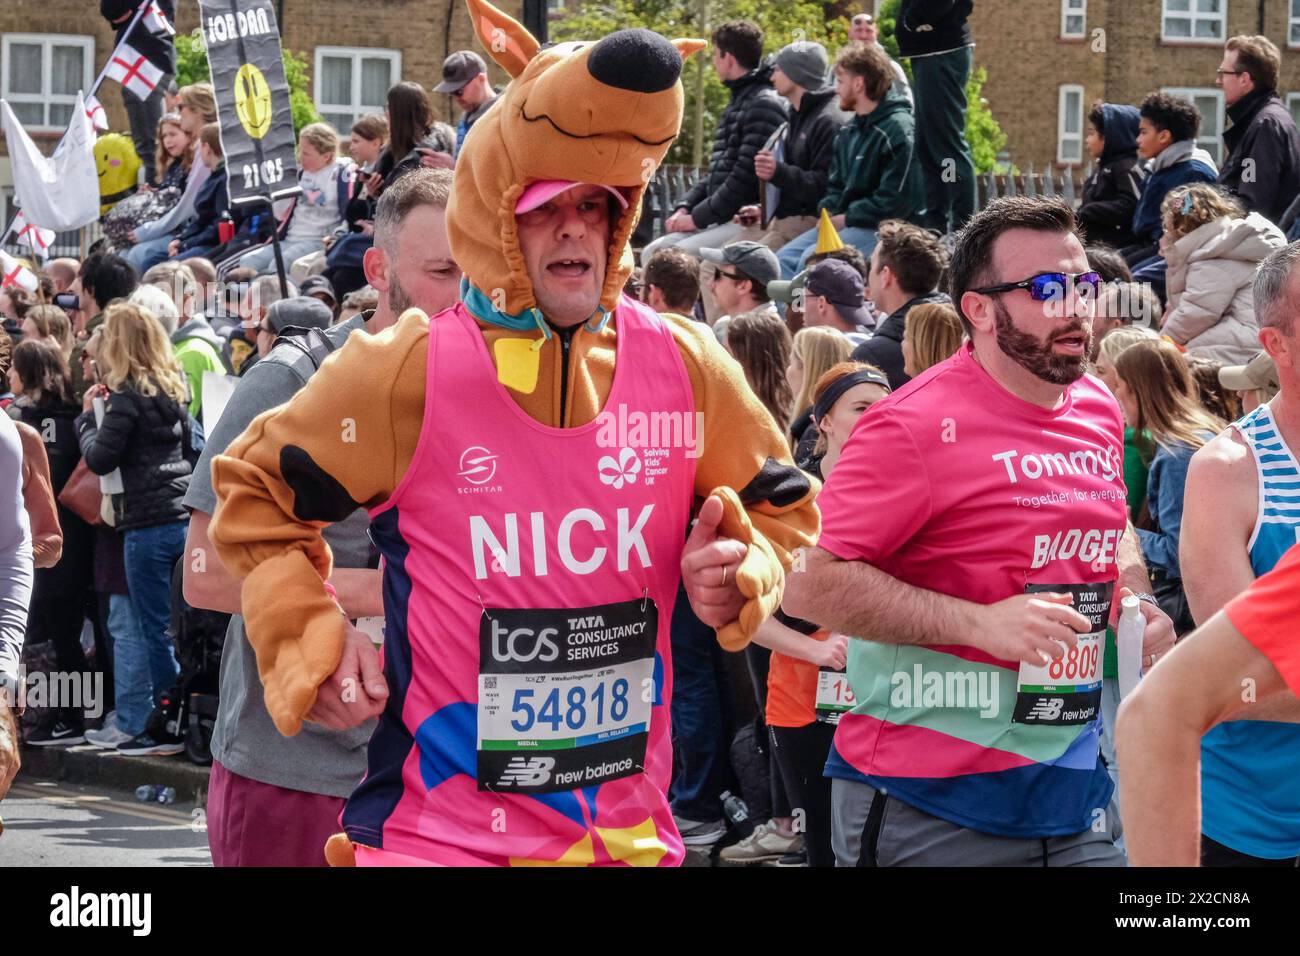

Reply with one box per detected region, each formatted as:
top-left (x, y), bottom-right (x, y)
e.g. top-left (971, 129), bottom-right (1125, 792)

top-left (144, 559), bottom-right (230, 764)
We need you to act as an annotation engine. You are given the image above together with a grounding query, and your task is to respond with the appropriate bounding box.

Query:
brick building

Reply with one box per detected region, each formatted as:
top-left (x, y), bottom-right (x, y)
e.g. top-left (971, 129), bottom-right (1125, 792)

top-left (0, 0), bottom-right (525, 224)
top-left (969, 0), bottom-right (1300, 170)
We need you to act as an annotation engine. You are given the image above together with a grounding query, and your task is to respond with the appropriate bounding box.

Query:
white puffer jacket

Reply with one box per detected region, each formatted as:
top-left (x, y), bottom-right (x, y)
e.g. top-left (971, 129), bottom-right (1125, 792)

top-left (1160, 212), bottom-right (1287, 365)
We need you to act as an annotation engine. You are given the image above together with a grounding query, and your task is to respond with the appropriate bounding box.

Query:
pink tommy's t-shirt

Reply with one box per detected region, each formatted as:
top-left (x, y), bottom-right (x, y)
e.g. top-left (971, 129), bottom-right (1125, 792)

top-left (818, 342), bottom-right (1127, 608)
top-left (815, 342), bottom-right (1130, 837)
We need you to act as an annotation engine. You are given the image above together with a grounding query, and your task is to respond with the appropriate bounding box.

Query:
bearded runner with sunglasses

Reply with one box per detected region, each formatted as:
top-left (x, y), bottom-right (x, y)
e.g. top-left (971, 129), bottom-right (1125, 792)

top-left (784, 196), bottom-right (1176, 866)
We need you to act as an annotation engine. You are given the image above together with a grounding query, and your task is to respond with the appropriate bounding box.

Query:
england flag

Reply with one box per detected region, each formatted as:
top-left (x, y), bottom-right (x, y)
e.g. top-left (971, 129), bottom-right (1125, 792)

top-left (0, 252), bottom-right (39, 294)
top-left (106, 42), bottom-right (164, 100)
top-left (84, 94), bottom-right (110, 132)
top-left (13, 213), bottom-right (55, 261)
top-left (143, 1), bottom-right (175, 36)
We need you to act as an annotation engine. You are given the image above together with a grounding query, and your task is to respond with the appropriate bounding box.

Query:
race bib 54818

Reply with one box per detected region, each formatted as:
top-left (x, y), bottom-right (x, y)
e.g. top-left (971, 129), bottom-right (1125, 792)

top-left (477, 598), bottom-right (656, 793)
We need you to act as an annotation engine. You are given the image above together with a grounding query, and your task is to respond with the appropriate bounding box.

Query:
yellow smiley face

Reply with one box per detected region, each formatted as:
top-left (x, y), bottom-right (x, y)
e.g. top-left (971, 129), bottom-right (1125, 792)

top-left (233, 62), bottom-right (272, 139)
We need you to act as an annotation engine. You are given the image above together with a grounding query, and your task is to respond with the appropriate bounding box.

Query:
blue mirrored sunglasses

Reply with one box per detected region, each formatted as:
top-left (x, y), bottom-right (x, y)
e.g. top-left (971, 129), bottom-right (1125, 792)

top-left (972, 271), bottom-right (1102, 302)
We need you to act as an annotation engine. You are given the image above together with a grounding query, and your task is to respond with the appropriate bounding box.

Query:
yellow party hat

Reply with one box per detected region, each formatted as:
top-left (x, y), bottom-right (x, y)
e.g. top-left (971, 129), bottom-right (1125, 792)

top-left (815, 208), bottom-right (845, 253)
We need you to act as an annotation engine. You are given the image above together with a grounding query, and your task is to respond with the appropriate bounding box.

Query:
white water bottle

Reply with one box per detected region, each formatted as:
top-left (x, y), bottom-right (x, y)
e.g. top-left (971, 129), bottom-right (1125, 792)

top-left (1116, 595), bottom-right (1145, 699)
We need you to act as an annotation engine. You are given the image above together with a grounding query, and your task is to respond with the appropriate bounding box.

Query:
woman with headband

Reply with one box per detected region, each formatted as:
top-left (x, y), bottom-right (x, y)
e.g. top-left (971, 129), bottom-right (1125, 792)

top-left (732, 361), bottom-right (891, 866)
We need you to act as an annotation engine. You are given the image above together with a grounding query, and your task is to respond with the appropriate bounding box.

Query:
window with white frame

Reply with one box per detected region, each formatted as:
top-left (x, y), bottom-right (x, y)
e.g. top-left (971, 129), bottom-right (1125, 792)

top-left (1287, 93), bottom-right (1300, 128)
top-left (1058, 85), bottom-right (1085, 164)
top-left (1162, 87), bottom-right (1225, 163)
top-left (1161, 0), bottom-right (1226, 43)
top-left (314, 47), bottom-right (401, 133)
top-left (1290, 0), bottom-right (1300, 46)
top-left (1, 34), bottom-right (94, 131)
top-left (1062, 0), bottom-right (1087, 38)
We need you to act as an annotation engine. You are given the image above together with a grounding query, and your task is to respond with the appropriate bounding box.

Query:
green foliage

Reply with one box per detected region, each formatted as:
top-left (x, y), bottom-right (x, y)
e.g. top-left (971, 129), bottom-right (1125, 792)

top-left (964, 66), bottom-right (1006, 174)
top-left (551, 0), bottom-right (1007, 171)
top-left (173, 30), bottom-right (320, 135)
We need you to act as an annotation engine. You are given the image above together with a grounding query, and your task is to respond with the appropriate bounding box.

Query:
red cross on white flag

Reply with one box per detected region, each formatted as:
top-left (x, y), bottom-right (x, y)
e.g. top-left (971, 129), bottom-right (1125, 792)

top-left (143, 1), bottom-right (175, 36)
top-left (105, 42), bottom-right (164, 100)
top-left (13, 213), bottom-right (55, 261)
top-left (0, 251), bottom-right (39, 294)
top-left (84, 94), bottom-right (109, 132)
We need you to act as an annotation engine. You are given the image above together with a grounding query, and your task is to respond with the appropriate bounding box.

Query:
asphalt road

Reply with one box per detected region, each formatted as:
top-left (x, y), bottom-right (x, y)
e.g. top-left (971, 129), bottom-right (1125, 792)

top-left (0, 779), bottom-right (211, 866)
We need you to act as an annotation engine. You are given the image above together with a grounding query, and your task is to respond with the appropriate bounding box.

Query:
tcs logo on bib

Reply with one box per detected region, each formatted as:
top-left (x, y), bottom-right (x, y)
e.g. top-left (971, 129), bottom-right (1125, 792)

top-left (490, 620), bottom-right (559, 663)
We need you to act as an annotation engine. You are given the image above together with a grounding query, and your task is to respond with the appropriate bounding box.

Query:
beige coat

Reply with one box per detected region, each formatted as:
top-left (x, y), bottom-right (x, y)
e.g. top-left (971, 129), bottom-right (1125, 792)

top-left (1160, 212), bottom-right (1287, 365)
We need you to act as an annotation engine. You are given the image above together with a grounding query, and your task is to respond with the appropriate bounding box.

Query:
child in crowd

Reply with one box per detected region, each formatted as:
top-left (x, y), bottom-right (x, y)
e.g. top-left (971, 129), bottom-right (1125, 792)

top-left (1125, 92), bottom-right (1218, 269)
top-left (1079, 102), bottom-right (1145, 250)
top-left (168, 123), bottom-right (230, 262)
top-left (237, 123), bottom-right (354, 276)
top-left (1158, 183), bottom-right (1287, 364)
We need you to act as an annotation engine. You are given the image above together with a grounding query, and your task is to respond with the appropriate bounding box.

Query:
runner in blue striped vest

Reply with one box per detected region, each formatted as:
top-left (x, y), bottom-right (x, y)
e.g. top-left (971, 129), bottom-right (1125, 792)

top-left (1181, 265), bottom-right (1300, 865)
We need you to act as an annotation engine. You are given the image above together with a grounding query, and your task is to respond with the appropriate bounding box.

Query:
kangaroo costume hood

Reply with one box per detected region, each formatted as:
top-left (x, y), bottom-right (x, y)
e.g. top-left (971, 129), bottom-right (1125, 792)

top-left (449, 0), bottom-right (705, 327)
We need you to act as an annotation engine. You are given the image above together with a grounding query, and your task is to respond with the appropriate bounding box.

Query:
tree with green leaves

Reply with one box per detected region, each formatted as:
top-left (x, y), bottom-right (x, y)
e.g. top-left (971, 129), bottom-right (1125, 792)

top-left (550, 0), bottom-right (1004, 172)
top-left (174, 30), bottom-right (320, 135)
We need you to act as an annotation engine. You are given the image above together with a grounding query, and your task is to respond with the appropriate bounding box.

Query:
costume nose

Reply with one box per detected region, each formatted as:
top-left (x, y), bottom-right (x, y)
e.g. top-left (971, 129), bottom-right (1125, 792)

top-left (586, 29), bottom-right (682, 94)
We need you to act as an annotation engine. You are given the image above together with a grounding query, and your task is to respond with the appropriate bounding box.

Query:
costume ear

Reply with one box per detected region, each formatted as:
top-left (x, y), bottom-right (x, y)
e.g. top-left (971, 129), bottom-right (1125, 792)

top-left (466, 0), bottom-right (540, 78)
top-left (671, 38), bottom-right (708, 60)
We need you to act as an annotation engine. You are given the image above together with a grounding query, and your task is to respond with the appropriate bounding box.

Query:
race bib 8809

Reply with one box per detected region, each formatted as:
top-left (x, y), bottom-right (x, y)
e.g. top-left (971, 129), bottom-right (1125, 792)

top-left (1012, 581), bottom-right (1113, 726)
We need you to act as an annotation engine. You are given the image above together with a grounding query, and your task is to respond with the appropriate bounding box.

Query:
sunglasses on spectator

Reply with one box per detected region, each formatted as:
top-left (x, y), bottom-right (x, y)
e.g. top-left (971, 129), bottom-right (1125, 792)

top-left (1215, 69), bottom-right (1245, 77)
top-left (712, 269), bottom-right (747, 283)
top-left (972, 271), bottom-right (1101, 302)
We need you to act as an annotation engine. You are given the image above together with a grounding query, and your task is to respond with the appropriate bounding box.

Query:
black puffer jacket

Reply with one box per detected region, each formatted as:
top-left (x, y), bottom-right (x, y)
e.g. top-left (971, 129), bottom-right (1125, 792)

top-left (770, 87), bottom-right (852, 219)
top-left (76, 383), bottom-right (192, 531)
top-left (851, 290), bottom-right (952, 391)
top-left (679, 63), bottom-right (788, 228)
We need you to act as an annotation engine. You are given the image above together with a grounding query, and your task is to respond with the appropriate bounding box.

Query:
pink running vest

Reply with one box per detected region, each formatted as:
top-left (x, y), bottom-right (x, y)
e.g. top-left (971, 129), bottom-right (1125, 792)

top-left (343, 299), bottom-right (697, 865)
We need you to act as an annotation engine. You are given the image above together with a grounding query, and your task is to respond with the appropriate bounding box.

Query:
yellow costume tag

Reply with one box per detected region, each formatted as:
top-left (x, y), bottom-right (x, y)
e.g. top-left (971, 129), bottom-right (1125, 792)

top-left (494, 337), bottom-right (541, 393)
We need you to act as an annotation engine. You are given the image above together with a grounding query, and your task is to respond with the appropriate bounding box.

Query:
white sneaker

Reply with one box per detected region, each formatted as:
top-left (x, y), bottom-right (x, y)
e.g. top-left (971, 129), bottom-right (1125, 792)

top-left (85, 724), bottom-right (133, 749)
top-left (719, 820), bottom-right (803, 864)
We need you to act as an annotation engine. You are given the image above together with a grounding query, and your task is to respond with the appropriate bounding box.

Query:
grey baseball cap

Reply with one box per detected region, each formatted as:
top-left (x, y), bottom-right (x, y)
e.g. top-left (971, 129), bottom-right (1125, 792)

top-left (699, 241), bottom-right (781, 288)
top-left (299, 274), bottom-right (337, 306)
top-left (434, 51), bottom-right (487, 93)
top-left (267, 295), bottom-right (334, 334)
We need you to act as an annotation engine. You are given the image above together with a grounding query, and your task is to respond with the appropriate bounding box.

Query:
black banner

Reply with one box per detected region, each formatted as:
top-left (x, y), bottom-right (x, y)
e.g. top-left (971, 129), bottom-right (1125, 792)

top-left (198, 0), bottom-right (299, 205)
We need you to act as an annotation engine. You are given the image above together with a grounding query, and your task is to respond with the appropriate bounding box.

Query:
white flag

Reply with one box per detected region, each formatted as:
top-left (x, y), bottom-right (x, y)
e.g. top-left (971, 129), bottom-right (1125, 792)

top-left (105, 42), bottom-right (164, 100)
top-left (84, 94), bottom-right (110, 132)
top-left (0, 93), bottom-right (101, 231)
top-left (13, 212), bottom-right (55, 260)
top-left (0, 252), bottom-right (39, 294)
top-left (143, 2), bottom-right (175, 36)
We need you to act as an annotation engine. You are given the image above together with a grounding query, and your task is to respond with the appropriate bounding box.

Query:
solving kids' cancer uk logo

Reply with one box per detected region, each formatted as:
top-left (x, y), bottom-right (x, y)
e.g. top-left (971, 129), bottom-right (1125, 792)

top-left (598, 448), bottom-right (642, 489)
